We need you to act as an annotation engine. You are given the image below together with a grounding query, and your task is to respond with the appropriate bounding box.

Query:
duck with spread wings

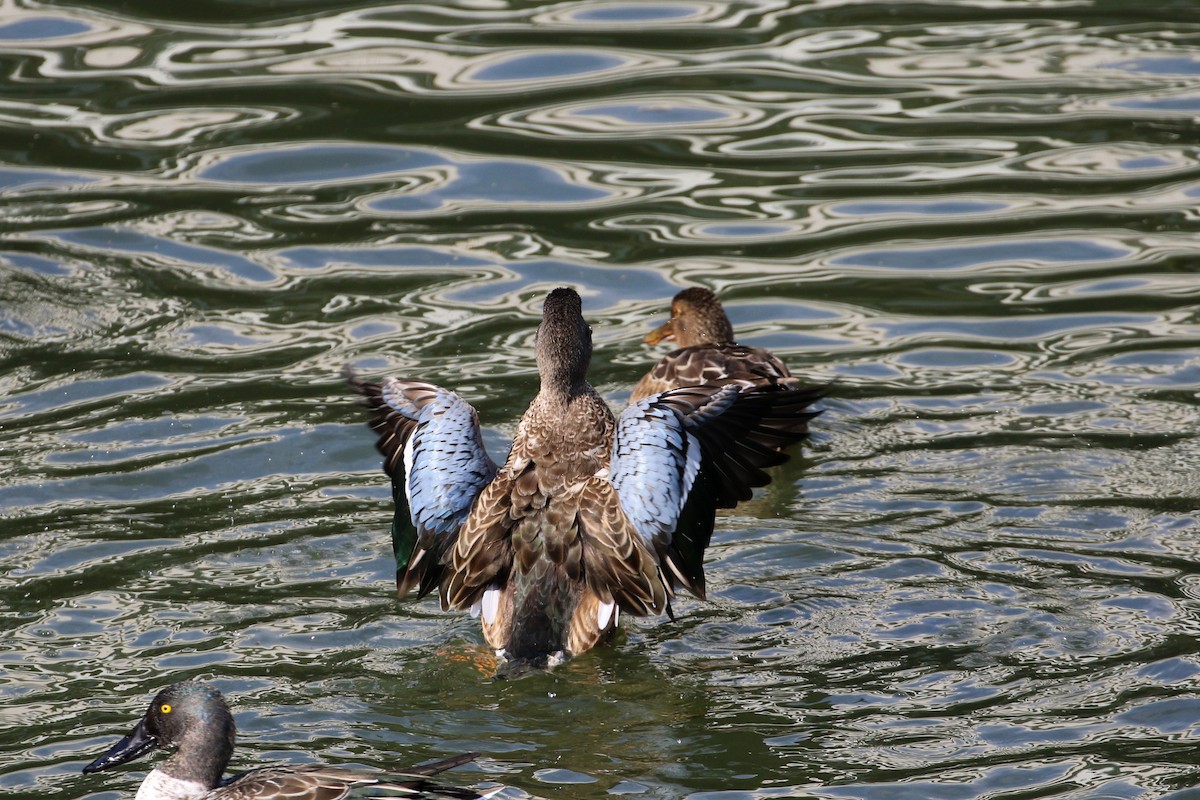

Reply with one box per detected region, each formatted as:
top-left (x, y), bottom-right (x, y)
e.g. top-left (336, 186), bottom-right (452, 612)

top-left (348, 287), bottom-right (826, 666)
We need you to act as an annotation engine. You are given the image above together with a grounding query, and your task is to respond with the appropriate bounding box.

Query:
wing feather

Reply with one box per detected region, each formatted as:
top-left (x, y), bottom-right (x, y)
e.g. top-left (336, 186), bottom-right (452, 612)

top-left (576, 478), bottom-right (667, 616)
top-left (214, 758), bottom-right (483, 800)
top-left (611, 382), bottom-right (828, 598)
top-left (443, 476), bottom-right (515, 611)
top-left (346, 371), bottom-right (498, 598)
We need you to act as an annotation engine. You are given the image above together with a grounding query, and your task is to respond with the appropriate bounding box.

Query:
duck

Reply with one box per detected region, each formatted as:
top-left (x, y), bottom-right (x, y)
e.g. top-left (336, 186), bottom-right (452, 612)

top-left (82, 682), bottom-right (487, 800)
top-left (348, 287), bottom-right (826, 666)
top-left (631, 287), bottom-right (799, 403)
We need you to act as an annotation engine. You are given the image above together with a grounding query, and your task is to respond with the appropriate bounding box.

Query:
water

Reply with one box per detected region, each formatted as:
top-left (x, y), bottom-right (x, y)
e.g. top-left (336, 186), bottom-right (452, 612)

top-left (2, 0), bottom-right (1199, 798)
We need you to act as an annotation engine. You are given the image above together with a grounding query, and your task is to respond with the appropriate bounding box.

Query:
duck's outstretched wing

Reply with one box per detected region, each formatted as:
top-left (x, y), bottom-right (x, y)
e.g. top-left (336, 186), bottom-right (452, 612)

top-left (347, 372), bottom-right (499, 598)
top-left (610, 383), bottom-right (827, 599)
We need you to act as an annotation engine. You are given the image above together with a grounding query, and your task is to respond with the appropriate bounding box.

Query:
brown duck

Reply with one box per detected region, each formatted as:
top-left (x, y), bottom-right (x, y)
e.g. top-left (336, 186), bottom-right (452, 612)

top-left (349, 287), bottom-right (825, 666)
top-left (632, 287), bottom-right (799, 402)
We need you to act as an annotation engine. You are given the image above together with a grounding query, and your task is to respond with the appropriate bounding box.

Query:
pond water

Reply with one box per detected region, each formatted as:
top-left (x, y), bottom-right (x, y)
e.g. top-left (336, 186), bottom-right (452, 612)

top-left (2, 1), bottom-right (1199, 799)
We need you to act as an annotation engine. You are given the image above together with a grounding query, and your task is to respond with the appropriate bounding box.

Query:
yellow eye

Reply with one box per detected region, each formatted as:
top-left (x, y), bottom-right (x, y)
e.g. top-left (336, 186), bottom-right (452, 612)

top-left (161, 704), bottom-right (172, 714)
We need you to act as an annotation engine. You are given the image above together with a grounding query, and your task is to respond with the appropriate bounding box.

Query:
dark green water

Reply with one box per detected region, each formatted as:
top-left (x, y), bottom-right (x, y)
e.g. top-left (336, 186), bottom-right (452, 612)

top-left (2, 1), bottom-right (1199, 798)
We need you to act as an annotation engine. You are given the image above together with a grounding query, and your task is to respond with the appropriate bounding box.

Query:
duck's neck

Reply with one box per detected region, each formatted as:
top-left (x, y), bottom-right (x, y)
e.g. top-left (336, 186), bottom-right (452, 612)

top-left (136, 768), bottom-right (211, 800)
top-left (680, 312), bottom-right (735, 348)
top-left (538, 365), bottom-right (590, 400)
top-left (520, 382), bottom-right (578, 443)
top-left (153, 727), bottom-right (232, 794)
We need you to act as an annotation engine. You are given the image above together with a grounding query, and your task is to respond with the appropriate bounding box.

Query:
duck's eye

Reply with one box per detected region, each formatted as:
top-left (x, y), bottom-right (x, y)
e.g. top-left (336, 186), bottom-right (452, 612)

top-left (160, 704), bottom-right (172, 714)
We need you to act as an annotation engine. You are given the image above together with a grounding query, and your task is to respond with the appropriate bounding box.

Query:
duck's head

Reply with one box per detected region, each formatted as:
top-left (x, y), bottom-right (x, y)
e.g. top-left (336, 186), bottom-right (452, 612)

top-left (83, 682), bottom-right (235, 781)
top-left (536, 287), bottom-right (592, 391)
top-left (644, 287), bottom-right (735, 348)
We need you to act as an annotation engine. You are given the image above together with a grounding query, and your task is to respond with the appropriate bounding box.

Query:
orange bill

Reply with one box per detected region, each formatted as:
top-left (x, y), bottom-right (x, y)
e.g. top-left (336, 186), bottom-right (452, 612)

top-left (643, 318), bottom-right (675, 345)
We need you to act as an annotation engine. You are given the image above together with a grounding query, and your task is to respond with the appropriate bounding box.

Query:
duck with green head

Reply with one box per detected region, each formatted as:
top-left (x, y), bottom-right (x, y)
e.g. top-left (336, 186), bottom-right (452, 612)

top-left (82, 682), bottom-right (486, 800)
top-left (349, 287), bottom-right (825, 666)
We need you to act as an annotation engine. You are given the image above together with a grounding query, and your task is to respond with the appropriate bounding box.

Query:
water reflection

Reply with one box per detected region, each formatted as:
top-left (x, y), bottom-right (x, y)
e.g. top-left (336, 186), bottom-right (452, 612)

top-left (534, 2), bottom-right (727, 26)
top-left (488, 94), bottom-right (764, 137)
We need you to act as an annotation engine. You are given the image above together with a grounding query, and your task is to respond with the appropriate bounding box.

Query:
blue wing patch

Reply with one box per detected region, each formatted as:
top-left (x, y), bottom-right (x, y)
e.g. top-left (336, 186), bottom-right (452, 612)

top-left (348, 373), bottom-right (498, 598)
top-left (610, 382), bottom-right (827, 599)
top-left (609, 388), bottom-right (721, 545)
top-left (397, 381), bottom-right (498, 537)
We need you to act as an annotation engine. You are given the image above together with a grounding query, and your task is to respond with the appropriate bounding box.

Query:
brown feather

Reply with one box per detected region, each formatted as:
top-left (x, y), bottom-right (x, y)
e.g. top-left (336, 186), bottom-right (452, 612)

top-left (577, 479), bottom-right (667, 616)
top-left (633, 288), bottom-right (804, 402)
top-left (567, 591), bottom-right (620, 655)
top-left (356, 289), bottom-right (822, 664)
top-left (442, 478), bottom-right (514, 611)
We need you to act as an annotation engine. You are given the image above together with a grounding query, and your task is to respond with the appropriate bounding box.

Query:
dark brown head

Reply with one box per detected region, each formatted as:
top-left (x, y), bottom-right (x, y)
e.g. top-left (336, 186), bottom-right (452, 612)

top-left (536, 287), bottom-right (592, 392)
top-left (644, 287), bottom-right (735, 348)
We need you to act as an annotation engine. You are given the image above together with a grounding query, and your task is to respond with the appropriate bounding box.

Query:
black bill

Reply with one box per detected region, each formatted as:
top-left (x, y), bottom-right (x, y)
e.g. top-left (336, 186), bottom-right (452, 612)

top-left (83, 718), bottom-right (159, 774)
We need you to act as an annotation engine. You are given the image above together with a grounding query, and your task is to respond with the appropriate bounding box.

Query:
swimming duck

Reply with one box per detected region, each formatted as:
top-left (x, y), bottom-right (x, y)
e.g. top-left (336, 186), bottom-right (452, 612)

top-left (632, 287), bottom-right (798, 402)
top-left (348, 287), bottom-right (825, 666)
top-left (82, 682), bottom-right (485, 800)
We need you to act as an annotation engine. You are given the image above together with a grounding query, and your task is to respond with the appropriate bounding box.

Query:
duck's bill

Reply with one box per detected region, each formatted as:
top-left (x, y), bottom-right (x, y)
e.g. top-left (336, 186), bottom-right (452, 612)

top-left (83, 718), bottom-right (159, 773)
top-left (643, 319), bottom-right (675, 345)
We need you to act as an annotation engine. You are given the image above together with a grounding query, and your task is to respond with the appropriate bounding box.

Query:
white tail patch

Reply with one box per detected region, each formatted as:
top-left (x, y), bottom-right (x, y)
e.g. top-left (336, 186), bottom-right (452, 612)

top-left (597, 599), bottom-right (617, 630)
top-left (481, 587), bottom-right (501, 624)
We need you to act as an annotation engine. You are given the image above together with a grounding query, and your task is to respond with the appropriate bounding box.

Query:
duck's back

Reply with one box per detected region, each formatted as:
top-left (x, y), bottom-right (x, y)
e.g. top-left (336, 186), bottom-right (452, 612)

top-left (442, 390), bottom-right (661, 662)
top-left (213, 761), bottom-right (481, 800)
top-left (630, 342), bottom-right (795, 402)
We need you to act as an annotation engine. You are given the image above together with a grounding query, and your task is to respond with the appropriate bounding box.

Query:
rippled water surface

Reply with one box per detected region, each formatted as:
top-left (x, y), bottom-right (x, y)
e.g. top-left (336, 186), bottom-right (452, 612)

top-left (2, 1), bottom-right (1199, 798)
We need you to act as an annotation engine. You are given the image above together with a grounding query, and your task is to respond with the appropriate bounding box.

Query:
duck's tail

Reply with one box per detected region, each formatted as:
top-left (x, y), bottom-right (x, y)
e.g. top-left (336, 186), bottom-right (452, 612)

top-left (400, 753), bottom-right (479, 777)
top-left (503, 559), bottom-right (572, 667)
top-left (374, 752), bottom-right (493, 799)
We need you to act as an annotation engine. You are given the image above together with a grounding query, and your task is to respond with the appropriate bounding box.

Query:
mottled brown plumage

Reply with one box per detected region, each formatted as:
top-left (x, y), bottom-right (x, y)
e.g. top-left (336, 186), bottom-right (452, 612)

top-left (442, 288), bottom-right (662, 662)
top-left (349, 287), bottom-right (826, 666)
top-left (632, 287), bottom-right (797, 402)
